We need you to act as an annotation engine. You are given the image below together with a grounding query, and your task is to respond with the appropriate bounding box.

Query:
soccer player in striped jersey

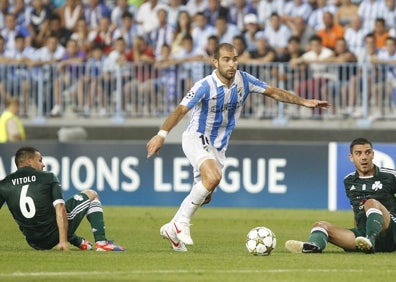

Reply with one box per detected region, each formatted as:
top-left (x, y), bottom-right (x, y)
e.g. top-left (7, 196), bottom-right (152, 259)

top-left (0, 146), bottom-right (125, 251)
top-left (146, 42), bottom-right (329, 252)
top-left (286, 137), bottom-right (396, 254)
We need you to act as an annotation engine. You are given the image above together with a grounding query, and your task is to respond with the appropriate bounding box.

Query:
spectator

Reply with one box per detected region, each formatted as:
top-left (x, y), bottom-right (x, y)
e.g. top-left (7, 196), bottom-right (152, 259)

top-left (42, 13), bottom-right (73, 47)
top-left (167, 0), bottom-right (186, 28)
top-left (382, 0), bottom-right (396, 29)
top-left (31, 35), bottom-right (66, 115)
top-left (322, 37), bottom-right (358, 116)
top-left (0, 0), bottom-right (10, 30)
top-left (83, 43), bottom-right (107, 116)
top-left (0, 97), bottom-right (25, 142)
top-left (349, 33), bottom-right (379, 118)
top-left (148, 7), bottom-right (174, 57)
top-left (55, 0), bottom-right (84, 32)
top-left (70, 18), bottom-right (90, 53)
top-left (263, 12), bottom-right (291, 60)
top-left (136, 0), bottom-right (160, 35)
top-left (290, 16), bottom-right (316, 51)
top-left (0, 35), bottom-right (8, 101)
top-left (185, 0), bottom-right (208, 17)
top-left (256, 0), bottom-right (284, 28)
top-left (357, 33), bottom-right (378, 63)
top-left (290, 35), bottom-right (334, 115)
top-left (232, 34), bottom-right (249, 59)
top-left (123, 35), bottom-right (156, 115)
top-left (335, 0), bottom-right (359, 27)
top-left (87, 16), bottom-right (113, 54)
top-left (242, 13), bottom-right (261, 52)
top-left (171, 10), bottom-right (192, 56)
top-left (175, 34), bottom-right (205, 91)
top-left (113, 11), bottom-right (142, 52)
top-left (111, 0), bottom-right (138, 30)
top-left (1, 12), bottom-right (31, 51)
top-left (239, 33), bottom-right (277, 118)
top-left (27, 0), bottom-right (51, 48)
top-left (358, 0), bottom-right (385, 35)
top-left (3, 34), bottom-right (35, 116)
top-left (154, 44), bottom-right (179, 113)
top-left (241, 33), bottom-right (276, 64)
top-left (51, 39), bottom-right (87, 116)
top-left (83, 0), bottom-right (111, 31)
top-left (228, 0), bottom-right (256, 32)
top-left (317, 11), bottom-right (345, 50)
top-left (278, 35), bottom-right (304, 63)
top-left (214, 16), bottom-right (239, 44)
top-left (372, 18), bottom-right (389, 49)
top-left (370, 36), bottom-right (396, 116)
top-left (280, 0), bottom-right (313, 32)
top-left (344, 15), bottom-right (366, 57)
top-left (191, 11), bottom-right (215, 53)
top-left (203, 0), bottom-right (229, 27)
top-left (10, 0), bottom-right (32, 28)
top-left (202, 34), bottom-right (218, 59)
top-left (101, 37), bottom-right (131, 114)
top-left (308, 0), bottom-right (337, 31)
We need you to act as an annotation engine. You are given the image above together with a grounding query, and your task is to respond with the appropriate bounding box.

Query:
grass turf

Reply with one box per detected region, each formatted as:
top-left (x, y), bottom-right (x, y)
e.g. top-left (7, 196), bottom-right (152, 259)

top-left (0, 206), bottom-right (394, 281)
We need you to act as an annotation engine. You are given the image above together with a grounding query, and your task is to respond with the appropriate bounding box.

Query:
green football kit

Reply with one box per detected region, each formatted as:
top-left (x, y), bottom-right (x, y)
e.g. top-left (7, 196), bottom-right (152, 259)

top-left (0, 166), bottom-right (91, 250)
top-left (344, 165), bottom-right (396, 252)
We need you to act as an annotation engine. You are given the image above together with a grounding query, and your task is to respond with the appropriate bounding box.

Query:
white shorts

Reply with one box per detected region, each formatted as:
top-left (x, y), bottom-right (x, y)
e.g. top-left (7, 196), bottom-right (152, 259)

top-left (182, 131), bottom-right (226, 180)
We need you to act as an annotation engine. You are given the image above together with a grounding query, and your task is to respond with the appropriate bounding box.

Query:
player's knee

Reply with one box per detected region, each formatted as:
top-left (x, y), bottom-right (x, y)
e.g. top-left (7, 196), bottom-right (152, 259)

top-left (82, 189), bottom-right (99, 201)
top-left (204, 171), bottom-right (222, 190)
top-left (364, 198), bottom-right (380, 209)
top-left (312, 221), bottom-right (330, 229)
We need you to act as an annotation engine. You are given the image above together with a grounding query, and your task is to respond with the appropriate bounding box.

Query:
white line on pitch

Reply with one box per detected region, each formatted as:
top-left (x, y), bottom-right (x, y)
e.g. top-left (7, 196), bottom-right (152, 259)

top-left (2, 269), bottom-right (396, 277)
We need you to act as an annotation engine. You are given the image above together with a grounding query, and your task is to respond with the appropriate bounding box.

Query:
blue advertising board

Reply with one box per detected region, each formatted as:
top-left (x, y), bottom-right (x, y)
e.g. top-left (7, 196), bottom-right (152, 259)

top-left (0, 141), bottom-right (329, 209)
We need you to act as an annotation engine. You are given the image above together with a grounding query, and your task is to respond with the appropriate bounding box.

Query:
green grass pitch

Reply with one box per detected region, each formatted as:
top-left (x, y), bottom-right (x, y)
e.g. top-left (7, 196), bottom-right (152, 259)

top-left (0, 206), bottom-right (394, 281)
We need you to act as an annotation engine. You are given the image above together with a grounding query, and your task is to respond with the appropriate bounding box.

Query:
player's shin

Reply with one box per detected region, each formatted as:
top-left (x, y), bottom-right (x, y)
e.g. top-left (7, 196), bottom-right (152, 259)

top-left (177, 181), bottom-right (211, 224)
top-left (366, 208), bottom-right (383, 241)
top-left (307, 227), bottom-right (328, 250)
top-left (86, 199), bottom-right (106, 242)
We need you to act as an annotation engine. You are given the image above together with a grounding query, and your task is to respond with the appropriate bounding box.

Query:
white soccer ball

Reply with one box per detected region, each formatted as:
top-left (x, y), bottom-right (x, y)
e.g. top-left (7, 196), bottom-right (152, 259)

top-left (246, 226), bottom-right (276, 256)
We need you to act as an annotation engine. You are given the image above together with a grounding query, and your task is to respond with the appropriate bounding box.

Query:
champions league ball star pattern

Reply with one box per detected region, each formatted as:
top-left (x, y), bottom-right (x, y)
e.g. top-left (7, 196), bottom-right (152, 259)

top-left (246, 226), bottom-right (277, 256)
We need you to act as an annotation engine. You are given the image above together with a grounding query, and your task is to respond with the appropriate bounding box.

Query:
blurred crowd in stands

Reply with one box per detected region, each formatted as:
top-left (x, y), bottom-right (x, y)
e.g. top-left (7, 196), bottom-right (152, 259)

top-left (0, 0), bottom-right (396, 119)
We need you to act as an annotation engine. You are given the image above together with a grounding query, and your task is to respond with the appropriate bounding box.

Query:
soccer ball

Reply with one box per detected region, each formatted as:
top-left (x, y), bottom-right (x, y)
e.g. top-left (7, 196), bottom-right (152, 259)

top-left (246, 226), bottom-right (276, 256)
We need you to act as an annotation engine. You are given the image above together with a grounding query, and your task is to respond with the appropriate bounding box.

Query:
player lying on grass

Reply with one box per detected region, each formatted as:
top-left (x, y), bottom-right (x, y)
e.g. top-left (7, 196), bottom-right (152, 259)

top-left (0, 146), bottom-right (125, 251)
top-left (146, 42), bottom-right (329, 252)
top-left (286, 138), bottom-right (396, 254)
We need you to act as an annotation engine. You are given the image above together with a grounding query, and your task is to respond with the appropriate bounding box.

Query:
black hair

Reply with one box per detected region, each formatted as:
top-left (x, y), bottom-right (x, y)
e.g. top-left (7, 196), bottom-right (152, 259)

top-left (15, 147), bottom-right (40, 167)
top-left (349, 138), bottom-right (373, 153)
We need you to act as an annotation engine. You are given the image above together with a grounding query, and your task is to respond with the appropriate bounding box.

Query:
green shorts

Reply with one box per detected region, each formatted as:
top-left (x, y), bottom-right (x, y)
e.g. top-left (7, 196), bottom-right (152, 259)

top-left (350, 214), bottom-right (396, 252)
top-left (27, 192), bottom-right (90, 250)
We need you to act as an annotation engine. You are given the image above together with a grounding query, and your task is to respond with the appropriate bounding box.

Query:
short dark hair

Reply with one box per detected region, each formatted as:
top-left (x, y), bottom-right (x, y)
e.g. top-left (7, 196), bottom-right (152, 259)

top-left (350, 138), bottom-right (372, 153)
top-left (122, 11), bottom-right (133, 19)
top-left (309, 35), bottom-right (322, 44)
top-left (288, 35), bottom-right (300, 44)
top-left (15, 147), bottom-right (40, 167)
top-left (213, 43), bottom-right (236, 60)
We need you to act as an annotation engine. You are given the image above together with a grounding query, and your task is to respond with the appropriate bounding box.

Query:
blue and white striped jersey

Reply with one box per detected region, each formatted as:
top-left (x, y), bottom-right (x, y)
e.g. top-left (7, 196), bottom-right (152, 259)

top-left (180, 70), bottom-right (268, 151)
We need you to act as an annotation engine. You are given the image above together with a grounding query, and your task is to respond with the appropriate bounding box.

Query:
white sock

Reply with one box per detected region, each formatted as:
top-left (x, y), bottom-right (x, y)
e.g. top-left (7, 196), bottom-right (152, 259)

top-left (172, 181), bottom-right (210, 224)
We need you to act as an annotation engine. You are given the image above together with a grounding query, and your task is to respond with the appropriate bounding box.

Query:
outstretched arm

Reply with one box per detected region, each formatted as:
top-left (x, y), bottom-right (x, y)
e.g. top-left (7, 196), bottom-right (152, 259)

top-left (263, 86), bottom-right (329, 108)
top-left (55, 202), bottom-right (69, 251)
top-left (146, 105), bottom-right (190, 158)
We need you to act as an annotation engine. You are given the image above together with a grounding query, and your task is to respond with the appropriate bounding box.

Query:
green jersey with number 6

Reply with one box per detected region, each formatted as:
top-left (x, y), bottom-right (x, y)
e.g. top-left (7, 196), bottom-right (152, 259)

top-left (0, 166), bottom-right (64, 243)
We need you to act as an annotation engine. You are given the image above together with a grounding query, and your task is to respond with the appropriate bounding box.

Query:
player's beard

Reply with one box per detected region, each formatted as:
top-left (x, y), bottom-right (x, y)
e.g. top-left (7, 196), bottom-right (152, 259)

top-left (218, 65), bottom-right (236, 83)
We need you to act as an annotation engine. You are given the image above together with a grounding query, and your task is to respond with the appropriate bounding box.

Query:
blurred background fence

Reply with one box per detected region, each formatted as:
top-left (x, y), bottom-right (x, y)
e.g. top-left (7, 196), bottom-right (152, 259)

top-left (1, 61), bottom-right (396, 125)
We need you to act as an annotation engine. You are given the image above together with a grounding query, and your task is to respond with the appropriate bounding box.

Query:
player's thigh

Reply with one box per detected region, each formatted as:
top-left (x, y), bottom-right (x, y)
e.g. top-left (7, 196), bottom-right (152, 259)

top-left (65, 192), bottom-right (91, 234)
top-left (182, 131), bottom-right (217, 171)
top-left (327, 224), bottom-right (357, 251)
